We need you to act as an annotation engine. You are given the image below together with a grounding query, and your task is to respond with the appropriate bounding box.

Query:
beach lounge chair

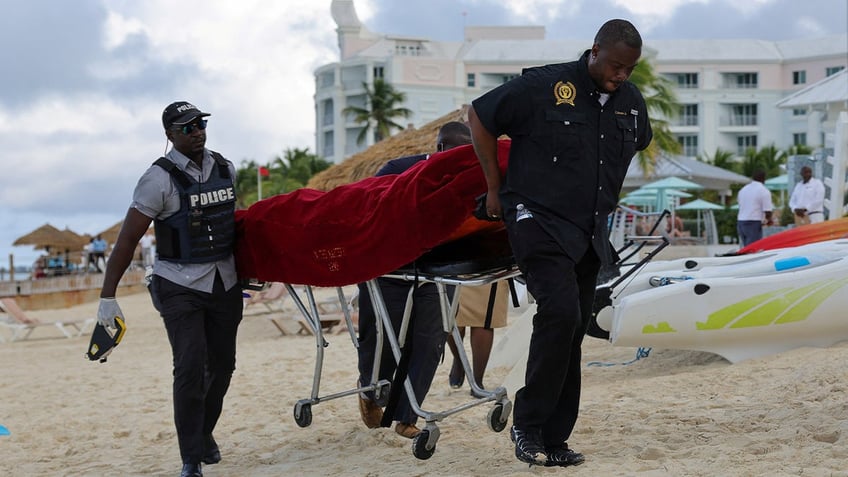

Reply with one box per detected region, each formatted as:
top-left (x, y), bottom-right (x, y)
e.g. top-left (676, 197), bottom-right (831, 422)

top-left (0, 297), bottom-right (95, 343)
top-left (243, 282), bottom-right (290, 315)
top-left (295, 292), bottom-right (350, 336)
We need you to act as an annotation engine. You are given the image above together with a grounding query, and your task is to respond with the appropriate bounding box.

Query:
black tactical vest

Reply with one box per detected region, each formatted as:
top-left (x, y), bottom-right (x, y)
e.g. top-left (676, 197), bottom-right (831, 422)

top-left (153, 152), bottom-right (236, 263)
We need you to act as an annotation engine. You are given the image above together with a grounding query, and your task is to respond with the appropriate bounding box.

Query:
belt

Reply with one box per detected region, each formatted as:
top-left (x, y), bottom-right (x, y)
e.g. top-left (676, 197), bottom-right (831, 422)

top-left (808, 211), bottom-right (822, 215)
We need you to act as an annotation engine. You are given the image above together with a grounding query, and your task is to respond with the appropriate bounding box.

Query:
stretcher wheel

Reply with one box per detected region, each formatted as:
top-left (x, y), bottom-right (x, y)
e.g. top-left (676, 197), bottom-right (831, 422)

top-left (293, 402), bottom-right (312, 428)
top-left (487, 403), bottom-right (508, 432)
top-left (412, 429), bottom-right (436, 460)
top-left (373, 382), bottom-right (391, 407)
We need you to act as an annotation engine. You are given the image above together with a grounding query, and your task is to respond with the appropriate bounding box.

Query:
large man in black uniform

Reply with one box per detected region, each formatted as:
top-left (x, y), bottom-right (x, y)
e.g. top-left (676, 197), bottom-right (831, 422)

top-left (468, 19), bottom-right (652, 467)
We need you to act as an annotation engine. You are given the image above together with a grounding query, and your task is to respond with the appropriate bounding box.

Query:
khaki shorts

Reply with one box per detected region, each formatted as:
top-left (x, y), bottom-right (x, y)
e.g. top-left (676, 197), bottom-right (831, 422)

top-left (456, 281), bottom-right (509, 329)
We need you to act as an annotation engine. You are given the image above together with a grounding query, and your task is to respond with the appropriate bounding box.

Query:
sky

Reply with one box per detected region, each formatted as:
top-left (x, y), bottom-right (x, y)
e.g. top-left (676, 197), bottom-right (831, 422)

top-left (1, 0), bottom-right (846, 273)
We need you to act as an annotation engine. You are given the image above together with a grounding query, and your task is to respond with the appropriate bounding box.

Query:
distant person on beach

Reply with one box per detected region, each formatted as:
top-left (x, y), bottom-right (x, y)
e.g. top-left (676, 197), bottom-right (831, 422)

top-left (97, 101), bottom-right (243, 477)
top-left (139, 230), bottom-right (156, 267)
top-left (90, 235), bottom-right (107, 272)
top-left (789, 166), bottom-right (825, 226)
top-left (469, 19), bottom-right (652, 467)
top-left (356, 121), bottom-right (471, 440)
top-left (736, 169), bottom-right (774, 246)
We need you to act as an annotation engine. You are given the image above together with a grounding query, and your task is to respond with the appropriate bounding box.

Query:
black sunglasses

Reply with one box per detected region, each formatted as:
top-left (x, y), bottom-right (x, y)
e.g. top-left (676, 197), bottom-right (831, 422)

top-left (173, 119), bottom-right (208, 135)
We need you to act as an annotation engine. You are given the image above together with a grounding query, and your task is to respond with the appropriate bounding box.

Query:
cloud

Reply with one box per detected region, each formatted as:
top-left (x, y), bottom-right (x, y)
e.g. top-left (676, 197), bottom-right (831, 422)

top-left (0, 0), bottom-right (340, 267)
top-left (497, 0), bottom-right (572, 23)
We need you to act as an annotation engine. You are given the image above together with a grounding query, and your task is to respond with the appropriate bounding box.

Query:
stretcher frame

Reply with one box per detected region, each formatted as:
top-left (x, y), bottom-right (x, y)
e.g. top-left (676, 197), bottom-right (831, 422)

top-left (286, 256), bottom-right (520, 460)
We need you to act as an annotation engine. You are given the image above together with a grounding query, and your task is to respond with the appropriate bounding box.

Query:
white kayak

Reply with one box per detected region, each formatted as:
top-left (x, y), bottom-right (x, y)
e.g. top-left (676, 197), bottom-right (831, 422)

top-left (595, 239), bottom-right (848, 363)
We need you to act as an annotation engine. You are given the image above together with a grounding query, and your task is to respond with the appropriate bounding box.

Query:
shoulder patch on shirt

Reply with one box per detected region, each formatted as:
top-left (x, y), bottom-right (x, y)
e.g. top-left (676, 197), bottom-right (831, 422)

top-left (554, 81), bottom-right (576, 107)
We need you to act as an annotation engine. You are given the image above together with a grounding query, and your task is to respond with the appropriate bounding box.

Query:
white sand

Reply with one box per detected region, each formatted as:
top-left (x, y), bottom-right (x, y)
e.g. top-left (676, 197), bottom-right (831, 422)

top-left (1, 291), bottom-right (847, 476)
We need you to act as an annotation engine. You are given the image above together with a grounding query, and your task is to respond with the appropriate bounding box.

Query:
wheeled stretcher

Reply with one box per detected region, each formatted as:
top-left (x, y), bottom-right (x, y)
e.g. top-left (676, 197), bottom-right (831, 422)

top-left (286, 232), bottom-right (519, 459)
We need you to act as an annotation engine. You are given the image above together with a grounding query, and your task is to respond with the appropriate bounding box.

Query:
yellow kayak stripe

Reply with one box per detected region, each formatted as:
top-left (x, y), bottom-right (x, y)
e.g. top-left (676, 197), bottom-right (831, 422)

top-left (774, 277), bottom-right (848, 324)
top-left (696, 288), bottom-right (791, 330)
top-left (730, 281), bottom-right (828, 328)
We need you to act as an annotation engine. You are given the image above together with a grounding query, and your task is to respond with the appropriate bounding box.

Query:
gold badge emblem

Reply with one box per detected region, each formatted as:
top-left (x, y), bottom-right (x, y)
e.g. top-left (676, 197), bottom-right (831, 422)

top-left (554, 81), bottom-right (576, 106)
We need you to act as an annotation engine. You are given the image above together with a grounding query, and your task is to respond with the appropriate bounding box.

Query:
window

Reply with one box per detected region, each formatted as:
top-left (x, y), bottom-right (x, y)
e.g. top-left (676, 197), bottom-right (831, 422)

top-left (826, 66), bottom-right (845, 76)
top-left (395, 42), bottom-right (423, 56)
top-left (679, 104), bottom-right (699, 126)
top-left (737, 135), bottom-right (758, 155)
top-left (373, 66), bottom-right (384, 79)
top-left (725, 72), bottom-right (758, 89)
top-left (321, 99), bottom-right (333, 126)
top-left (323, 131), bottom-right (334, 157)
top-left (319, 72), bottom-right (335, 88)
top-left (672, 73), bottom-right (698, 89)
top-left (792, 108), bottom-right (807, 116)
top-left (792, 70), bottom-right (806, 85)
top-left (793, 133), bottom-right (807, 146)
top-left (677, 135), bottom-right (699, 157)
top-left (501, 74), bottom-right (518, 84)
top-left (730, 104), bottom-right (758, 126)
top-left (467, 73), bottom-right (476, 87)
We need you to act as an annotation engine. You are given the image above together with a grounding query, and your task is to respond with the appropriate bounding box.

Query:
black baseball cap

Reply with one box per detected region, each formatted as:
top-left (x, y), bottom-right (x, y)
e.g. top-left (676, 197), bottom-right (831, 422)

top-left (162, 101), bottom-right (211, 129)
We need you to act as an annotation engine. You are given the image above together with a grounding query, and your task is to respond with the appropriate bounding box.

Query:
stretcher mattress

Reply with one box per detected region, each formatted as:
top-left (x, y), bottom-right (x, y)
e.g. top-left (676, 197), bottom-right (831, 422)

top-left (234, 141), bottom-right (511, 287)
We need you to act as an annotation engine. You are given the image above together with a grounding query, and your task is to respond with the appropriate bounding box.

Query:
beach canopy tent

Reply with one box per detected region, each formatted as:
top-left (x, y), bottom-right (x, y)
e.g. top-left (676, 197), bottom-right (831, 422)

top-left (677, 198), bottom-right (724, 244)
top-left (623, 154), bottom-right (751, 194)
top-left (622, 187), bottom-right (693, 212)
top-left (765, 174), bottom-right (789, 207)
top-left (639, 177), bottom-right (703, 213)
top-left (626, 188), bottom-right (693, 198)
top-left (765, 174), bottom-right (788, 190)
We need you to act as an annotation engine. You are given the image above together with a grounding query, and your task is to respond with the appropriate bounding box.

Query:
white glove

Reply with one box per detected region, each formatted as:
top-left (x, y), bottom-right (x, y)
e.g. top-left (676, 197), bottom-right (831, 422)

top-left (97, 298), bottom-right (125, 329)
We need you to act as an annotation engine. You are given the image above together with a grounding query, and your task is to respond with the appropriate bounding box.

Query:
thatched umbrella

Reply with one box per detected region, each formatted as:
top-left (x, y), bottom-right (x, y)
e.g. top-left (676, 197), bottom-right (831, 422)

top-left (60, 228), bottom-right (91, 250)
top-left (13, 223), bottom-right (83, 252)
top-left (307, 107), bottom-right (468, 191)
top-left (96, 220), bottom-right (124, 245)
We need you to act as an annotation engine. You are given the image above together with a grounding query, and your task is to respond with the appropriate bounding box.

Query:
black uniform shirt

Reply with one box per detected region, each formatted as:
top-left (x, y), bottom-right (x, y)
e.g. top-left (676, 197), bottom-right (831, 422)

top-left (376, 153), bottom-right (429, 176)
top-left (472, 50), bottom-right (652, 263)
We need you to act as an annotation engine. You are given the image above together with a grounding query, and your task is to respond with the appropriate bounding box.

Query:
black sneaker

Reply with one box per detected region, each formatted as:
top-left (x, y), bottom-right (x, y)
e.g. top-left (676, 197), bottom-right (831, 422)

top-left (510, 425), bottom-right (548, 466)
top-left (545, 443), bottom-right (585, 467)
top-left (180, 463), bottom-right (203, 477)
top-left (201, 434), bottom-right (221, 465)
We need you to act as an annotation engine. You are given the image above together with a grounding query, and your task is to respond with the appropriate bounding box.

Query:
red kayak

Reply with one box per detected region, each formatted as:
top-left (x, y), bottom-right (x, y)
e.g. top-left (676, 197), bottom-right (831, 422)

top-left (233, 141), bottom-right (510, 287)
top-left (736, 217), bottom-right (848, 254)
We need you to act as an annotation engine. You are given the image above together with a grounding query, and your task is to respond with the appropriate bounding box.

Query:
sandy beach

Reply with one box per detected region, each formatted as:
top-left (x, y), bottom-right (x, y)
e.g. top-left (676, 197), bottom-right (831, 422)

top-left (1, 290), bottom-right (847, 476)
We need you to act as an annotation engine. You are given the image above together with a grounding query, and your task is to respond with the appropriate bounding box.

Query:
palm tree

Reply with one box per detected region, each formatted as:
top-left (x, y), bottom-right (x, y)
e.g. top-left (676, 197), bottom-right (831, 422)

top-left (234, 148), bottom-right (331, 207)
top-left (700, 148), bottom-right (738, 173)
top-left (740, 143), bottom-right (785, 178)
top-left (629, 58), bottom-right (682, 175)
top-left (343, 78), bottom-right (412, 145)
top-left (270, 147), bottom-right (332, 194)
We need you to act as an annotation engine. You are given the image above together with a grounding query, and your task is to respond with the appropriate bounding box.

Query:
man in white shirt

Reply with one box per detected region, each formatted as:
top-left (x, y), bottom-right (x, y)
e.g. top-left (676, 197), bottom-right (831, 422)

top-left (139, 230), bottom-right (156, 267)
top-left (789, 166), bottom-right (826, 225)
top-left (736, 170), bottom-right (774, 246)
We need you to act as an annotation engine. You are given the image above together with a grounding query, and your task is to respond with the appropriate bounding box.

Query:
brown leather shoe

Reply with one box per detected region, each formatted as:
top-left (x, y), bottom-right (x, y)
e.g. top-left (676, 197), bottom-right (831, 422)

top-left (358, 394), bottom-right (383, 429)
top-left (394, 422), bottom-right (421, 439)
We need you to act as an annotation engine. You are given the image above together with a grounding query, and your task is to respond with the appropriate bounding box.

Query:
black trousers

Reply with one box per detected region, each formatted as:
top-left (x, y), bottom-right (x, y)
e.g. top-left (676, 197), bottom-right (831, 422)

top-left (357, 278), bottom-right (447, 424)
top-left (154, 274), bottom-right (243, 464)
top-left (508, 219), bottom-right (600, 446)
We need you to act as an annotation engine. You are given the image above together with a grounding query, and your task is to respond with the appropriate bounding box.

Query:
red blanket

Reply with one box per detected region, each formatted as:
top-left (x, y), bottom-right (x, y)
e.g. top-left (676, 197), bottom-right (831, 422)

top-left (234, 141), bottom-right (510, 286)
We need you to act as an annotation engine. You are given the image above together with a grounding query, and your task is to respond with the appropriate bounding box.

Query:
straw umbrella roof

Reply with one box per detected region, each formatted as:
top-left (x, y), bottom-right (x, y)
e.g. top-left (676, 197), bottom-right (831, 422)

top-left (307, 106), bottom-right (468, 191)
top-left (13, 223), bottom-right (87, 251)
top-left (97, 220), bottom-right (124, 245)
